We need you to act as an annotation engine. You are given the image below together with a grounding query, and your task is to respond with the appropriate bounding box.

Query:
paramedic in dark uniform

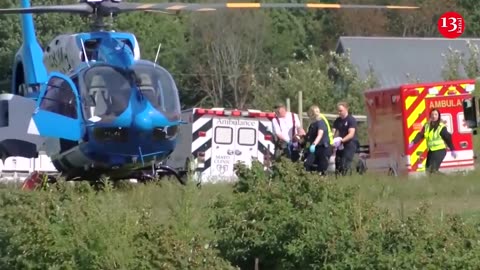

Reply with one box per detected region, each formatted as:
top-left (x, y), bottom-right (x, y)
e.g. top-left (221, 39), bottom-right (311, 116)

top-left (409, 108), bottom-right (457, 174)
top-left (305, 105), bottom-right (333, 176)
top-left (332, 101), bottom-right (359, 176)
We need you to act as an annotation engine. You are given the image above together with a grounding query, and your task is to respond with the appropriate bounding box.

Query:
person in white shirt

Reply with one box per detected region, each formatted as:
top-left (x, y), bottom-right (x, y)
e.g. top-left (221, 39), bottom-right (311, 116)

top-left (272, 103), bottom-right (306, 161)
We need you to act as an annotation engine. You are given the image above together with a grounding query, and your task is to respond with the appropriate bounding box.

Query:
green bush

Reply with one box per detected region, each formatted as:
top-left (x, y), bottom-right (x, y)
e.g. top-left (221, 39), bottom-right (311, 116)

top-left (209, 159), bottom-right (480, 269)
top-left (2, 163), bottom-right (480, 269)
top-left (0, 181), bottom-right (235, 270)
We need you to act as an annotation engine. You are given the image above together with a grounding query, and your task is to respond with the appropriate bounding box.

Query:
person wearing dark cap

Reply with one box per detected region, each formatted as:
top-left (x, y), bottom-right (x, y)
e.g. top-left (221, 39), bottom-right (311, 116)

top-left (272, 102), bottom-right (306, 161)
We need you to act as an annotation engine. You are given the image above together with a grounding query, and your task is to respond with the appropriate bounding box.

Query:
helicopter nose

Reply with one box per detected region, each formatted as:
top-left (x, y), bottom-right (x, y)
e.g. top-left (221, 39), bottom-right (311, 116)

top-left (133, 110), bottom-right (153, 131)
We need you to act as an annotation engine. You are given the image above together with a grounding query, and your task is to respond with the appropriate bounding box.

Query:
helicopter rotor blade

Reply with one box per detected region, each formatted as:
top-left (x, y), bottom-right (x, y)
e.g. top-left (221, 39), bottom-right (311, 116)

top-left (0, 4), bottom-right (92, 15)
top-left (111, 2), bottom-right (419, 13)
top-left (0, 1), bottom-right (419, 17)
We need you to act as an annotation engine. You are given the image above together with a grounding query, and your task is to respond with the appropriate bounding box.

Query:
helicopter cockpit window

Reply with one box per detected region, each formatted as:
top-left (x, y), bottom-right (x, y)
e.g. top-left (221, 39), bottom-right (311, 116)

top-left (83, 66), bottom-right (132, 120)
top-left (132, 63), bottom-right (181, 121)
top-left (82, 39), bottom-right (101, 61)
top-left (39, 76), bottom-right (78, 119)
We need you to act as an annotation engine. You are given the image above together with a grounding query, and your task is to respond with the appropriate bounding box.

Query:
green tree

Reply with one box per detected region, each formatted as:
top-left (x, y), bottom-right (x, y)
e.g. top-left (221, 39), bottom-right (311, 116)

top-left (251, 46), bottom-right (377, 114)
top-left (441, 40), bottom-right (480, 81)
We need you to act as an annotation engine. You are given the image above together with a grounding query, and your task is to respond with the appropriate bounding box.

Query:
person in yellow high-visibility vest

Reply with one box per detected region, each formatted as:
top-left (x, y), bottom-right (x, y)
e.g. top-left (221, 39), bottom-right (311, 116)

top-left (409, 108), bottom-right (457, 174)
top-left (304, 105), bottom-right (334, 176)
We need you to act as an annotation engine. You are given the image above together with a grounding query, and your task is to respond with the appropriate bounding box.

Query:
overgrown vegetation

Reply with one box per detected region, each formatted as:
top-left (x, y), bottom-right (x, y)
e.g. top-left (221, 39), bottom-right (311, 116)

top-left (1, 160), bottom-right (480, 269)
top-left (0, 180), bottom-right (235, 269)
top-left (2, 1), bottom-right (480, 269)
top-left (2, 0), bottom-right (480, 111)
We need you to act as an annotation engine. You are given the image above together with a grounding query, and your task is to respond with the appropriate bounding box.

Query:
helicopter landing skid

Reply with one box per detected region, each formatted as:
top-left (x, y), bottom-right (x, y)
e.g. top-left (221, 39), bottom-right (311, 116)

top-left (131, 164), bottom-right (187, 185)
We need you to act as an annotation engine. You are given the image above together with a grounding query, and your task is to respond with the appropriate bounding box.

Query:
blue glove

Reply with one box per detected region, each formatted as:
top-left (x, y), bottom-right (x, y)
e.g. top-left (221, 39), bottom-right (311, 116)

top-left (451, 151), bottom-right (457, 159)
top-left (309, 144), bottom-right (316, 153)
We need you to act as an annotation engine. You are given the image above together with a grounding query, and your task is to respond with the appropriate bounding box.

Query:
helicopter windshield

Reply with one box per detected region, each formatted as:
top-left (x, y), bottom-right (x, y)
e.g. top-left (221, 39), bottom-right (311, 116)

top-left (132, 63), bottom-right (181, 121)
top-left (83, 65), bottom-right (132, 120)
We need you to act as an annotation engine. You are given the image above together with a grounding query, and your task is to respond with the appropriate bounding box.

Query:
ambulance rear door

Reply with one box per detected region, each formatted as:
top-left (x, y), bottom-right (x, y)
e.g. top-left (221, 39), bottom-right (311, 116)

top-left (211, 116), bottom-right (237, 179)
top-left (211, 116), bottom-right (259, 179)
top-left (425, 94), bottom-right (475, 168)
top-left (233, 117), bottom-right (259, 168)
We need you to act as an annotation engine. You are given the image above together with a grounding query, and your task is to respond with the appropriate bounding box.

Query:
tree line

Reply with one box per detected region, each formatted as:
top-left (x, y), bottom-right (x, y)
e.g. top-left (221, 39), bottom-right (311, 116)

top-left (0, 0), bottom-right (478, 113)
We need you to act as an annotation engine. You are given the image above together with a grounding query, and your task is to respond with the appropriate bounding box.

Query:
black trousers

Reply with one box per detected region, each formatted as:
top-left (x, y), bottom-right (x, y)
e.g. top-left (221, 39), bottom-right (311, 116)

top-left (275, 141), bottom-right (300, 162)
top-left (335, 141), bottom-right (358, 176)
top-left (305, 145), bottom-right (331, 175)
top-left (426, 148), bottom-right (447, 173)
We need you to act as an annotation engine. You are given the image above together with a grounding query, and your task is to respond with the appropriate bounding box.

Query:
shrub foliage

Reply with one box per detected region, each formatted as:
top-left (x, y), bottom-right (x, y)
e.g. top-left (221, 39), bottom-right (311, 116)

top-left (0, 181), bottom-right (234, 270)
top-left (1, 162), bottom-right (480, 269)
top-left (210, 159), bottom-right (480, 269)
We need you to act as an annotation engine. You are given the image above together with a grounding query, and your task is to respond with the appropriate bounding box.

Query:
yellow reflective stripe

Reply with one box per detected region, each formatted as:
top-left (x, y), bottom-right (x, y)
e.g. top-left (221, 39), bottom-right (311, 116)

top-left (405, 87), bottom-right (427, 170)
top-left (320, 114), bottom-right (333, 145)
top-left (411, 140), bottom-right (427, 172)
top-left (407, 99), bottom-right (426, 129)
top-left (408, 117), bottom-right (427, 143)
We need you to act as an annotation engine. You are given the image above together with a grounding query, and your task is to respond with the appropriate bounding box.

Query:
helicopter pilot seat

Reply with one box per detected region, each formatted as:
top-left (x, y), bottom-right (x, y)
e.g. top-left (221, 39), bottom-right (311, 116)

top-left (88, 75), bottom-right (111, 118)
top-left (137, 73), bottom-right (157, 103)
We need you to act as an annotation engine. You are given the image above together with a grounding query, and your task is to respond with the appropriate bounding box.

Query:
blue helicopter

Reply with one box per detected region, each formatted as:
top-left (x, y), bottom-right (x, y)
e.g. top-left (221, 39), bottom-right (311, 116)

top-left (0, 0), bottom-right (417, 187)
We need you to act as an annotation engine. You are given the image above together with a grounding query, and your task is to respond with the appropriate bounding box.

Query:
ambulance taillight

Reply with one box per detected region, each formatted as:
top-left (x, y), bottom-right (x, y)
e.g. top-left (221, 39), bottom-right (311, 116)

top-left (198, 131), bottom-right (206, 137)
top-left (197, 151), bottom-right (205, 167)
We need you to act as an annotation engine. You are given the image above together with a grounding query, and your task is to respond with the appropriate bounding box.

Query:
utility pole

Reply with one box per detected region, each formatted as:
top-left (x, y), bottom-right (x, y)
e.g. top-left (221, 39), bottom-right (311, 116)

top-left (298, 90), bottom-right (303, 127)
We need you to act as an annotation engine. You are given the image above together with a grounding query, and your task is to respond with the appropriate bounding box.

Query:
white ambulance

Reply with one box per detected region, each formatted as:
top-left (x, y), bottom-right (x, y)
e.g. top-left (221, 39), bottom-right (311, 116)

top-left (166, 107), bottom-right (276, 183)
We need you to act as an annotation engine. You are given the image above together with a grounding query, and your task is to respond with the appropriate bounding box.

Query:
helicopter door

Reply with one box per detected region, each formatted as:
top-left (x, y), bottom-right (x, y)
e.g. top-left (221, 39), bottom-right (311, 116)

top-left (29, 72), bottom-right (83, 141)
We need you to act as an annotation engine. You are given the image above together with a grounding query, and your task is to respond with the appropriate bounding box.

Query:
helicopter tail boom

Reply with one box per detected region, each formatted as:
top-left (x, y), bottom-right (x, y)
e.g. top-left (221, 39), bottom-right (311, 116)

top-left (16, 0), bottom-right (48, 89)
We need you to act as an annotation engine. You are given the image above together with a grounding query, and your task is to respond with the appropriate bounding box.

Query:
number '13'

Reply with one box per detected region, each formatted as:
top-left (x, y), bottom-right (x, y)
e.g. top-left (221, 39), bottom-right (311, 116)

top-left (440, 17), bottom-right (459, 32)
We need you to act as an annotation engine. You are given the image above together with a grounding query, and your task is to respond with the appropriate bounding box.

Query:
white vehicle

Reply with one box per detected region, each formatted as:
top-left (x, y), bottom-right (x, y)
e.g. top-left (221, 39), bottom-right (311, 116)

top-left (0, 94), bottom-right (57, 182)
top-left (0, 153), bottom-right (57, 182)
top-left (166, 107), bottom-right (276, 183)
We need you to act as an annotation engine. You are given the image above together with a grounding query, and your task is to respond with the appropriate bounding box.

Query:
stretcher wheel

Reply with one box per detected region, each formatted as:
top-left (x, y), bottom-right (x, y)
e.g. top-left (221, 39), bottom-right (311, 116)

top-left (387, 166), bottom-right (398, 177)
top-left (356, 159), bottom-right (367, 175)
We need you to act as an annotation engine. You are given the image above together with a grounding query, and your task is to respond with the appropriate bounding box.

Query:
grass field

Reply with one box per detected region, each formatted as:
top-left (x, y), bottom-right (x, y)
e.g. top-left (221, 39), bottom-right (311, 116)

top-left (1, 164), bottom-right (480, 268)
top-left (89, 167), bottom-right (480, 231)
top-left (335, 170), bottom-right (480, 223)
top-left (3, 168), bottom-right (480, 226)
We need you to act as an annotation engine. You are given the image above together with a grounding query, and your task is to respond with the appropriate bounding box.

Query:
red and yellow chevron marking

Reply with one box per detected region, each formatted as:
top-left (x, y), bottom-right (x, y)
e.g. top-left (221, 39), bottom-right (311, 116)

top-left (404, 83), bottom-right (469, 172)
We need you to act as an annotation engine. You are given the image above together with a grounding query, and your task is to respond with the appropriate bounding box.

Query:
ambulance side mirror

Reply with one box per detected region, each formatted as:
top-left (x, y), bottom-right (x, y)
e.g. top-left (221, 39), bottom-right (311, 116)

top-left (462, 97), bottom-right (478, 129)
